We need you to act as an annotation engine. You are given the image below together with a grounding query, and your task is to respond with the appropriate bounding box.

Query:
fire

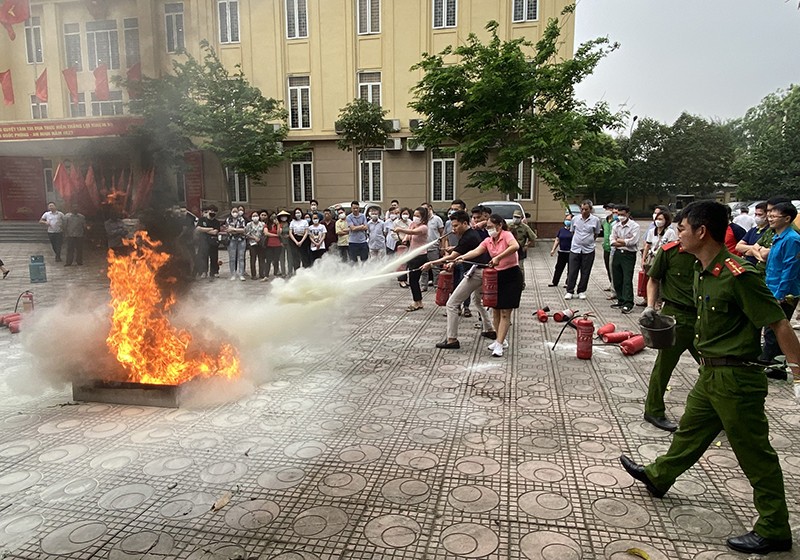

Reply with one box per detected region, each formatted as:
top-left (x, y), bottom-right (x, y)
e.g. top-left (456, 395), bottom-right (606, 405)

top-left (106, 231), bottom-right (240, 385)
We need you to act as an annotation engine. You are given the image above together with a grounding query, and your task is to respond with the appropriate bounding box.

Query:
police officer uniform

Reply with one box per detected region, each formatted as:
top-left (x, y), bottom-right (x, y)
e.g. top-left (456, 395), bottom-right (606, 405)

top-left (643, 248), bottom-right (790, 543)
top-left (509, 212), bottom-right (536, 284)
top-left (644, 241), bottom-right (700, 421)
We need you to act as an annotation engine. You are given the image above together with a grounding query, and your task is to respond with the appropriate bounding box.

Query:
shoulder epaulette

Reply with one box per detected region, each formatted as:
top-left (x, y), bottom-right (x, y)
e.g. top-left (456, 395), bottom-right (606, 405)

top-left (724, 257), bottom-right (748, 276)
top-left (661, 241), bottom-right (680, 251)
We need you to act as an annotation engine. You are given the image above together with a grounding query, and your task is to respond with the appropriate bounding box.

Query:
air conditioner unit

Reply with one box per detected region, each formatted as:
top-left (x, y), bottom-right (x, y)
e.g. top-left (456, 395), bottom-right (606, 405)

top-left (409, 118), bottom-right (423, 131)
top-left (406, 138), bottom-right (425, 152)
top-left (384, 119), bottom-right (401, 132)
top-left (384, 138), bottom-right (402, 151)
top-left (334, 120), bottom-right (345, 134)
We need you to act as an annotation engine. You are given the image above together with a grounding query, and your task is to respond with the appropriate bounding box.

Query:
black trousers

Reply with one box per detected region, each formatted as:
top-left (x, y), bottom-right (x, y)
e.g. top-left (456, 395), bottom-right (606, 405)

top-left (196, 239), bottom-right (219, 276)
top-left (552, 251), bottom-right (570, 285)
top-left (408, 254), bottom-right (428, 303)
top-left (249, 244), bottom-right (266, 278)
top-left (761, 300), bottom-right (798, 363)
top-left (566, 251), bottom-right (595, 294)
top-left (48, 232), bottom-right (63, 261)
top-left (65, 236), bottom-right (83, 265)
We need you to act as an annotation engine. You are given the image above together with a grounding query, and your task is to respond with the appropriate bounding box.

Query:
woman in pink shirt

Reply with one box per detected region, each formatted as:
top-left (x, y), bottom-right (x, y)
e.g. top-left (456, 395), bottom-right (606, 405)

top-left (394, 206), bottom-right (430, 312)
top-left (456, 214), bottom-right (521, 357)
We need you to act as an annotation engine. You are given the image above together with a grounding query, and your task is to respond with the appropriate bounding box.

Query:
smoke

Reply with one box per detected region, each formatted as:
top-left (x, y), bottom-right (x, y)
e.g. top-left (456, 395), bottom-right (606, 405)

top-left (11, 240), bottom-right (435, 408)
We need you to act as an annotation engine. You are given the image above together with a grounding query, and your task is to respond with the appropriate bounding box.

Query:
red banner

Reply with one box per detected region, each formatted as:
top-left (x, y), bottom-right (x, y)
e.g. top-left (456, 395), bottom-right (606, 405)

top-left (0, 117), bottom-right (141, 141)
top-left (0, 69), bottom-right (13, 105)
top-left (0, 156), bottom-right (46, 220)
top-left (62, 67), bottom-right (78, 103)
top-left (35, 68), bottom-right (47, 102)
top-left (93, 64), bottom-right (109, 101)
top-left (0, 0), bottom-right (30, 40)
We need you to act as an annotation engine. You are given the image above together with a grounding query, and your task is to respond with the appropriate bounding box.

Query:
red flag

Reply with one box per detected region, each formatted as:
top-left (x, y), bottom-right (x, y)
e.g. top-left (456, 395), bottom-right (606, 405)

top-left (84, 165), bottom-right (100, 210)
top-left (0, 0), bottom-right (30, 40)
top-left (35, 68), bottom-right (47, 102)
top-left (0, 69), bottom-right (12, 105)
top-left (126, 62), bottom-right (141, 98)
top-left (93, 64), bottom-right (109, 101)
top-left (62, 67), bottom-right (78, 103)
top-left (53, 163), bottom-right (71, 199)
top-left (68, 164), bottom-right (83, 203)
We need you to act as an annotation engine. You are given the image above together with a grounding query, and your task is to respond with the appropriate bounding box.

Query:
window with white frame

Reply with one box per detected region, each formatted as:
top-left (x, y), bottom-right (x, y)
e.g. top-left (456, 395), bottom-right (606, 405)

top-left (64, 23), bottom-right (82, 70)
top-left (69, 93), bottom-right (87, 117)
top-left (358, 0), bottom-right (380, 34)
top-left (512, 0), bottom-right (538, 22)
top-left (218, 0), bottom-right (240, 44)
top-left (86, 20), bottom-right (120, 70)
top-left (288, 76), bottom-right (311, 129)
top-left (90, 91), bottom-right (124, 116)
top-left (25, 17), bottom-right (43, 64)
top-left (358, 72), bottom-right (381, 105)
top-left (226, 167), bottom-right (248, 203)
top-left (43, 160), bottom-right (54, 195)
top-left (291, 152), bottom-right (314, 203)
top-left (360, 149), bottom-right (382, 202)
top-left (165, 3), bottom-right (185, 53)
top-left (516, 158), bottom-right (535, 200)
top-left (124, 18), bottom-right (140, 68)
top-left (431, 149), bottom-right (455, 202)
top-left (433, 0), bottom-right (456, 28)
top-left (286, 0), bottom-right (308, 39)
top-left (30, 95), bottom-right (48, 119)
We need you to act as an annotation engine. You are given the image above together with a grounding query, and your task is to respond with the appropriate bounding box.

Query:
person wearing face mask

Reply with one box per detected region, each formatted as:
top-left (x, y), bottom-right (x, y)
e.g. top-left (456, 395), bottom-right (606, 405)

top-left (289, 208), bottom-right (311, 269)
top-left (565, 200), bottom-right (603, 300)
top-left (610, 205), bottom-right (641, 313)
top-left (393, 208), bottom-right (413, 287)
top-left (384, 200), bottom-right (400, 221)
top-left (736, 202), bottom-right (769, 268)
top-left (366, 208), bottom-right (387, 259)
top-left (225, 207), bottom-right (247, 281)
top-left (384, 209), bottom-right (398, 256)
top-left (307, 199), bottom-right (324, 223)
top-left (308, 213), bottom-right (327, 263)
top-left (322, 209), bottom-right (338, 259)
top-left (195, 205), bottom-right (221, 279)
top-left (276, 210), bottom-right (293, 275)
top-left (335, 208), bottom-right (350, 263)
top-left (549, 214), bottom-right (574, 287)
top-left (421, 203), bottom-right (445, 291)
top-left (509, 209), bottom-right (536, 288)
top-left (394, 206), bottom-right (430, 311)
top-left (346, 201), bottom-right (369, 262)
top-left (245, 211), bottom-right (266, 279)
top-left (642, 209), bottom-right (677, 275)
top-left (443, 199), bottom-right (472, 316)
top-left (454, 214), bottom-right (521, 358)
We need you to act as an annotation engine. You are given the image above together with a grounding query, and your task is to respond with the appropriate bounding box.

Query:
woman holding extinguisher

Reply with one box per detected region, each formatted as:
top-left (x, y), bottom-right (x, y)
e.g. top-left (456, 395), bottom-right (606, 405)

top-left (455, 214), bottom-right (521, 357)
top-left (394, 206), bottom-right (430, 312)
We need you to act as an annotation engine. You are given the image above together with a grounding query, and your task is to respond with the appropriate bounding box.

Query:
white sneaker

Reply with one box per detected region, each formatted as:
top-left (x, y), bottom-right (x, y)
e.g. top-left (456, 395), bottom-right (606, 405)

top-left (239, 275), bottom-right (246, 281)
top-left (578, 292), bottom-right (586, 300)
top-left (488, 341), bottom-right (498, 351)
top-left (230, 276), bottom-right (237, 281)
top-left (564, 293), bottom-right (573, 300)
top-left (492, 346), bottom-right (504, 358)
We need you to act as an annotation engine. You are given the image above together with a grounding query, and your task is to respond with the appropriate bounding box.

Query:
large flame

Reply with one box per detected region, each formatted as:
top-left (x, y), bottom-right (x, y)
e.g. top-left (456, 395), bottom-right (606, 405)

top-left (106, 231), bottom-right (240, 385)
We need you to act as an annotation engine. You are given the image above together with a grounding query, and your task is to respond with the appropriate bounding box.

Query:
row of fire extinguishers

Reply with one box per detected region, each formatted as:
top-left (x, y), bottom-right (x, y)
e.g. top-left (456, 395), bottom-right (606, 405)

top-left (534, 305), bottom-right (646, 359)
top-left (0, 291), bottom-right (34, 334)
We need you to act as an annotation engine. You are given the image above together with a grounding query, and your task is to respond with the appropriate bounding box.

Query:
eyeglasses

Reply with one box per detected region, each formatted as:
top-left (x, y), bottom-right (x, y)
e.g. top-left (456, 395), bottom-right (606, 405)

top-left (767, 213), bottom-right (788, 219)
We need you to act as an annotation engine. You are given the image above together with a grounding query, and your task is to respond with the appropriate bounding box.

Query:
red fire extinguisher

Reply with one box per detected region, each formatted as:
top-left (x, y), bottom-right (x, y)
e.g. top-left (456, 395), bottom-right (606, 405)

top-left (575, 316), bottom-right (594, 360)
top-left (21, 291), bottom-right (34, 313)
top-left (637, 269), bottom-right (648, 298)
top-left (435, 270), bottom-right (454, 306)
top-left (620, 334), bottom-right (647, 355)
top-left (482, 267), bottom-right (498, 308)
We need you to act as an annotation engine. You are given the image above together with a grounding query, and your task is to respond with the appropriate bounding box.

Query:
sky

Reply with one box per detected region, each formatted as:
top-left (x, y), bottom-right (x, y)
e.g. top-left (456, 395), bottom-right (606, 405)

top-left (573, 0), bottom-right (800, 130)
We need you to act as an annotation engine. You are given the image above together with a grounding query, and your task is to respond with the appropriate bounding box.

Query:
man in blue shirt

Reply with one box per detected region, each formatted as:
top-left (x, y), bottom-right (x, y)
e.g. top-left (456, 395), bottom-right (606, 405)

top-left (346, 201), bottom-right (369, 262)
top-left (760, 201), bottom-right (800, 375)
top-left (735, 202), bottom-right (769, 268)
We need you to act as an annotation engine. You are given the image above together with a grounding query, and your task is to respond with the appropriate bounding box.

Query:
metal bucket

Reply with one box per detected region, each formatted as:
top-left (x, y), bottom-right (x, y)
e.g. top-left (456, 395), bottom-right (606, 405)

top-left (638, 314), bottom-right (676, 349)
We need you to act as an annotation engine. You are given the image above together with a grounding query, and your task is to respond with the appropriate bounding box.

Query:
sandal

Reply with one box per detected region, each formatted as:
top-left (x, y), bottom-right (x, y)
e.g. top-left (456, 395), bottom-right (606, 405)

top-left (463, 308), bottom-right (472, 318)
top-left (406, 304), bottom-right (423, 312)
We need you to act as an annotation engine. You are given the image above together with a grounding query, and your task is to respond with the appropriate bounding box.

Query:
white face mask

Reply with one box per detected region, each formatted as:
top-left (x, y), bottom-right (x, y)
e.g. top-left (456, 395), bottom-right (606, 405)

top-left (370, 214), bottom-right (378, 221)
top-left (402, 214), bottom-right (410, 221)
top-left (620, 216), bottom-right (629, 223)
top-left (655, 219), bottom-right (666, 228)
top-left (412, 216), bottom-right (421, 224)
top-left (513, 217), bottom-right (521, 224)
top-left (487, 228), bottom-right (498, 237)
top-left (389, 214), bottom-right (397, 221)
top-left (338, 213), bottom-right (345, 219)
top-left (251, 216), bottom-right (259, 222)
top-left (295, 213), bottom-right (302, 219)
top-left (755, 215), bottom-right (767, 227)
top-left (313, 218), bottom-right (320, 224)
top-left (231, 212), bottom-right (239, 218)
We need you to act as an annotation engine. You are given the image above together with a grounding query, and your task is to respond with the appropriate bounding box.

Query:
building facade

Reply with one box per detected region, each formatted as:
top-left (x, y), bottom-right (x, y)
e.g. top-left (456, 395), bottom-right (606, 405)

top-left (0, 0), bottom-right (574, 233)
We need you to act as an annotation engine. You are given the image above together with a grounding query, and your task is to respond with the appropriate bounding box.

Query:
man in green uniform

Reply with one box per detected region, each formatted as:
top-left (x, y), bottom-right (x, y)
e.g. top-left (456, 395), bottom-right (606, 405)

top-left (621, 200), bottom-right (799, 555)
top-left (509, 209), bottom-right (536, 287)
top-left (640, 234), bottom-right (699, 432)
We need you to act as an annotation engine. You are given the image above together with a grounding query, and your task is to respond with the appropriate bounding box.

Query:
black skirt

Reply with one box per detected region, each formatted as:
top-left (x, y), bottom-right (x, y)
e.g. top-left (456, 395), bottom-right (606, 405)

top-left (495, 266), bottom-right (523, 309)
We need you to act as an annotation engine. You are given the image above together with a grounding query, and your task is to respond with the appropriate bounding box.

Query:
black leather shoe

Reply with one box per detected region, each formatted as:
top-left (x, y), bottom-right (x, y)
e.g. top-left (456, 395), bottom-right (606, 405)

top-left (644, 413), bottom-right (678, 433)
top-left (727, 531), bottom-right (791, 554)
top-left (610, 303), bottom-right (623, 308)
top-left (435, 340), bottom-right (460, 349)
top-left (481, 331), bottom-right (497, 340)
top-left (547, 283), bottom-right (557, 287)
top-left (619, 455), bottom-right (666, 498)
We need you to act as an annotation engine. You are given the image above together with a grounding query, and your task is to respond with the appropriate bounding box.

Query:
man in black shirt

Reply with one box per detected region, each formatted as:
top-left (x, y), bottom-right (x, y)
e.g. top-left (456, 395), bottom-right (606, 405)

top-left (196, 205), bottom-right (221, 278)
top-left (422, 211), bottom-right (495, 348)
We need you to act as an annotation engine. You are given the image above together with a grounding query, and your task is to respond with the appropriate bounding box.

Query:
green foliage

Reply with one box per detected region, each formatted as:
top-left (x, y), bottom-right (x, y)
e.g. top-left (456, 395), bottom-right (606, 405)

top-left (733, 85), bottom-right (800, 199)
top-left (409, 12), bottom-right (623, 199)
top-left (335, 98), bottom-right (392, 160)
top-left (121, 40), bottom-right (289, 178)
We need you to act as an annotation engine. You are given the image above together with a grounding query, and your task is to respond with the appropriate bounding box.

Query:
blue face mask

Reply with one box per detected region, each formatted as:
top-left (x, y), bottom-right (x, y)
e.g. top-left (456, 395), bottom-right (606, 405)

top-left (564, 220), bottom-right (572, 227)
top-left (613, 215), bottom-right (620, 221)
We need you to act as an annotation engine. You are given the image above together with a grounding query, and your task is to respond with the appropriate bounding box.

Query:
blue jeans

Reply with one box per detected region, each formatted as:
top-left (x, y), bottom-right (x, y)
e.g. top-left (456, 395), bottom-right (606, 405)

top-left (348, 242), bottom-right (369, 262)
top-left (228, 238), bottom-right (246, 277)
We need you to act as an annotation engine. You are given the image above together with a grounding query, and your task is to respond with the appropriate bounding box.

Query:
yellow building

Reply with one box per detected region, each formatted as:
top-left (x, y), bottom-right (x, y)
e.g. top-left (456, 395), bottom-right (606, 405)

top-left (0, 0), bottom-right (574, 234)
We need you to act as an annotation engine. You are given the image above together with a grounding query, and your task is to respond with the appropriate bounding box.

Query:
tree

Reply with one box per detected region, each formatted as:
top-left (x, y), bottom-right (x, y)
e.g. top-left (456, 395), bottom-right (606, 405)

top-left (733, 85), bottom-right (800, 199)
top-left (618, 117), bottom-right (671, 202)
top-left (577, 133), bottom-right (627, 202)
top-left (408, 8), bottom-right (623, 200)
top-left (122, 41), bottom-right (289, 180)
top-left (335, 98), bottom-right (393, 199)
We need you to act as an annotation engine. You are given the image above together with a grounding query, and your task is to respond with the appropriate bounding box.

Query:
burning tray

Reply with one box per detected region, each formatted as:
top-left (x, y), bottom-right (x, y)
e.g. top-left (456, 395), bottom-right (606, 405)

top-left (72, 381), bottom-right (182, 408)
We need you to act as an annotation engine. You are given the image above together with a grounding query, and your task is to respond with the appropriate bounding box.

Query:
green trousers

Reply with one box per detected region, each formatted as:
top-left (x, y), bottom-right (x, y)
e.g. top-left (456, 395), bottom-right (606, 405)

top-left (645, 365), bottom-right (790, 540)
top-left (644, 305), bottom-right (700, 418)
top-left (611, 250), bottom-right (636, 307)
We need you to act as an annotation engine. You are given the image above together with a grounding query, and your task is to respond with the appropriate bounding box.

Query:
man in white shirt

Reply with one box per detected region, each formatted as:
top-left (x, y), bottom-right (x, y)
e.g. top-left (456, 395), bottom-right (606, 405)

top-left (733, 206), bottom-right (756, 232)
top-left (565, 200), bottom-right (602, 300)
top-left (39, 202), bottom-right (65, 262)
top-left (421, 203), bottom-right (444, 291)
top-left (610, 204), bottom-right (641, 314)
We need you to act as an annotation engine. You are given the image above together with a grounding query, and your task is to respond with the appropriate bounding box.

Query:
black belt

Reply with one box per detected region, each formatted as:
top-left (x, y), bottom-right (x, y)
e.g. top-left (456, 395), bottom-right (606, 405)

top-left (662, 299), bottom-right (695, 313)
top-left (699, 357), bottom-right (758, 367)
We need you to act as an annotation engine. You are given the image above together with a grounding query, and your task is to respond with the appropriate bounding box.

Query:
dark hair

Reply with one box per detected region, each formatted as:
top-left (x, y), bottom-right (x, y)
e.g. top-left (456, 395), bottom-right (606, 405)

top-left (616, 204), bottom-right (631, 214)
top-left (565, 213), bottom-right (574, 219)
top-left (390, 199), bottom-right (399, 205)
top-left (603, 203), bottom-right (616, 210)
top-left (489, 213), bottom-right (508, 231)
top-left (580, 199), bottom-right (593, 208)
top-left (350, 200), bottom-right (360, 207)
top-left (739, 206), bottom-right (749, 213)
top-left (767, 196), bottom-right (790, 207)
top-left (755, 202), bottom-right (768, 212)
top-left (680, 201), bottom-right (728, 244)
top-left (481, 205), bottom-right (492, 215)
top-left (399, 207), bottom-right (412, 217)
top-left (293, 207), bottom-right (303, 217)
top-left (471, 206), bottom-right (483, 215)
top-left (451, 199), bottom-right (466, 210)
top-left (207, 205), bottom-right (218, 212)
top-left (658, 209), bottom-right (673, 227)
top-left (654, 205), bottom-right (668, 213)
top-left (450, 210), bottom-right (470, 224)
top-left (772, 201), bottom-right (798, 222)
top-left (415, 206), bottom-right (429, 223)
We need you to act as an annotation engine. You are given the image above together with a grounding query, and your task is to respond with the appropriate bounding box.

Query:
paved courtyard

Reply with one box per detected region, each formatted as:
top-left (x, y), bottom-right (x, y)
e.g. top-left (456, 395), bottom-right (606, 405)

top-left (0, 240), bottom-right (798, 559)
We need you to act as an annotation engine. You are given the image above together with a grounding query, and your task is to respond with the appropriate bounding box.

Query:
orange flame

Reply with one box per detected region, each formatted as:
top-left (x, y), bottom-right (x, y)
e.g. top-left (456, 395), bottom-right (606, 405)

top-left (106, 231), bottom-right (240, 385)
